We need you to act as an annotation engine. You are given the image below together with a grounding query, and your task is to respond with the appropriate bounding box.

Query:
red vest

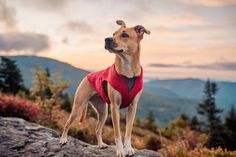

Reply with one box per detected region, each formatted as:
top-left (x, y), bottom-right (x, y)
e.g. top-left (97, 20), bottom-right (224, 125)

top-left (87, 64), bottom-right (143, 109)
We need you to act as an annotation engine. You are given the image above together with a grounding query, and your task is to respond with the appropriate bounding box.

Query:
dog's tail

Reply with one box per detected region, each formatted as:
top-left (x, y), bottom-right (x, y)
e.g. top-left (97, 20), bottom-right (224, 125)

top-left (78, 105), bottom-right (88, 124)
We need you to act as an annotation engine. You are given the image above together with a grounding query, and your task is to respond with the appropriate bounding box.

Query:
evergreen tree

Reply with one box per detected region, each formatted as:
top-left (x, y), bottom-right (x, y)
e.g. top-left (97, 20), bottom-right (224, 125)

top-left (59, 93), bottom-right (72, 112)
top-left (190, 116), bottom-right (201, 131)
top-left (197, 80), bottom-right (224, 148)
top-left (44, 68), bottom-right (52, 98)
top-left (142, 111), bottom-right (158, 132)
top-left (0, 57), bottom-right (27, 94)
top-left (197, 80), bottom-right (223, 132)
top-left (147, 111), bottom-right (156, 124)
top-left (224, 105), bottom-right (236, 150)
top-left (225, 105), bottom-right (236, 133)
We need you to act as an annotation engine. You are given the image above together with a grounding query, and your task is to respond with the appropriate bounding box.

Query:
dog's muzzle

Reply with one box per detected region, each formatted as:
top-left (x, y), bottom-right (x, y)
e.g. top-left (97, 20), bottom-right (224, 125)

top-left (104, 38), bottom-right (123, 53)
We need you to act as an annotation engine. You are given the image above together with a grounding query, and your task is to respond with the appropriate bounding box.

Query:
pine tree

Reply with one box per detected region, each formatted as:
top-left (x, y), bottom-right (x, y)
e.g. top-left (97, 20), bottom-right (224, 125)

top-left (0, 57), bottom-right (27, 94)
top-left (225, 105), bottom-right (236, 133)
top-left (59, 93), bottom-right (72, 112)
top-left (190, 116), bottom-right (201, 131)
top-left (147, 111), bottom-right (156, 125)
top-left (44, 68), bottom-right (52, 98)
top-left (197, 80), bottom-right (223, 132)
top-left (197, 80), bottom-right (224, 148)
top-left (224, 105), bottom-right (236, 150)
top-left (142, 111), bottom-right (158, 132)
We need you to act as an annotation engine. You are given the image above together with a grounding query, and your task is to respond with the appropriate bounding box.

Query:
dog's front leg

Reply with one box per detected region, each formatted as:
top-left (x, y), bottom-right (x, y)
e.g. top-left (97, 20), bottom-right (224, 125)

top-left (124, 91), bottom-right (142, 156)
top-left (111, 103), bottom-right (126, 157)
top-left (108, 85), bottom-right (126, 157)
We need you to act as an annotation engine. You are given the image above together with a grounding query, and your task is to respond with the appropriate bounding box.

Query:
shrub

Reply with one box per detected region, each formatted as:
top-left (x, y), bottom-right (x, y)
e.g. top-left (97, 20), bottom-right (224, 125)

top-left (0, 93), bottom-right (40, 121)
top-left (144, 135), bottom-right (162, 151)
top-left (157, 128), bottom-right (236, 157)
top-left (159, 142), bottom-right (235, 157)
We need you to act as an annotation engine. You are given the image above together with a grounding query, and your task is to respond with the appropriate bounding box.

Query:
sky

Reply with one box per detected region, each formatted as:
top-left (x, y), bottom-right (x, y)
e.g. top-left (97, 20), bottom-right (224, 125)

top-left (0, 0), bottom-right (236, 81)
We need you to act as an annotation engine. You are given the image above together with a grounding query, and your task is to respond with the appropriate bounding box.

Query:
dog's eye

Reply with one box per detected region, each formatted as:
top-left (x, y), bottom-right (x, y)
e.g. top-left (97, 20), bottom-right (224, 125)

top-left (120, 33), bottom-right (129, 38)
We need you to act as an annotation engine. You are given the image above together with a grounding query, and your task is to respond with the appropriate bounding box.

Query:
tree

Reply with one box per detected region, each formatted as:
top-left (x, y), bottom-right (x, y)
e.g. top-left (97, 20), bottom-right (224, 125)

top-left (141, 111), bottom-right (158, 132)
top-left (225, 105), bottom-right (236, 133)
top-left (197, 80), bottom-right (223, 132)
top-left (59, 93), bottom-right (72, 112)
top-left (190, 116), bottom-right (201, 131)
top-left (224, 105), bottom-right (236, 150)
top-left (31, 65), bottom-right (70, 121)
top-left (44, 68), bottom-right (53, 98)
top-left (197, 80), bottom-right (224, 148)
top-left (0, 57), bottom-right (28, 94)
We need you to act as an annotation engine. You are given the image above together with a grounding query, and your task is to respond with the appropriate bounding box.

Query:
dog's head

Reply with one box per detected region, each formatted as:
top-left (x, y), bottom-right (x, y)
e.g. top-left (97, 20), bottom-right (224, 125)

top-left (105, 20), bottom-right (150, 55)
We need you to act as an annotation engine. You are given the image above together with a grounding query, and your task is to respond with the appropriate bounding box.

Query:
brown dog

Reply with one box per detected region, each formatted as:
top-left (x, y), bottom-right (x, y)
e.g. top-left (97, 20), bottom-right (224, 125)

top-left (60, 20), bottom-right (150, 157)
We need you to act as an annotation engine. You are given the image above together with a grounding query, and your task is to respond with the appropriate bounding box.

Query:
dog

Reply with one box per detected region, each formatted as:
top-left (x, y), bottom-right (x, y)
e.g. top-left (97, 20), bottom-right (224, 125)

top-left (60, 20), bottom-right (150, 157)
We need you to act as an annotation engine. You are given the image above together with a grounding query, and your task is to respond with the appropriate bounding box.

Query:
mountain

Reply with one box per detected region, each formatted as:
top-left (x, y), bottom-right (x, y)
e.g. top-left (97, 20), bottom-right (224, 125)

top-left (6, 55), bottom-right (89, 94)
top-left (145, 79), bottom-right (236, 112)
top-left (138, 91), bottom-right (198, 125)
top-left (2, 55), bottom-right (235, 126)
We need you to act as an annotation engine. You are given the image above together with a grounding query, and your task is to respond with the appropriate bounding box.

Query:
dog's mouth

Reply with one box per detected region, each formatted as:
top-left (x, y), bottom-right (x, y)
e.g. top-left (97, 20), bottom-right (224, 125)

top-left (105, 46), bottom-right (124, 53)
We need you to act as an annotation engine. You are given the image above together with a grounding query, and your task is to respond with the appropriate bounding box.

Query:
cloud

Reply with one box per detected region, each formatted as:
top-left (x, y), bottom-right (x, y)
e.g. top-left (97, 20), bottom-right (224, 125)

top-left (177, 0), bottom-right (236, 7)
top-left (149, 63), bottom-right (182, 68)
top-left (0, 0), bottom-right (17, 30)
top-left (149, 61), bottom-right (236, 71)
top-left (62, 21), bottom-right (94, 33)
top-left (155, 13), bottom-right (207, 28)
top-left (0, 32), bottom-right (50, 53)
top-left (188, 62), bottom-right (236, 71)
top-left (21, 0), bottom-right (68, 11)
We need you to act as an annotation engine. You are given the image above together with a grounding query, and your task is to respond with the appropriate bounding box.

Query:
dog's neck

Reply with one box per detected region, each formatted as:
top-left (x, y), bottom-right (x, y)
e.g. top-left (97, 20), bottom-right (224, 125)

top-left (114, 46), bottom-right (141, 78)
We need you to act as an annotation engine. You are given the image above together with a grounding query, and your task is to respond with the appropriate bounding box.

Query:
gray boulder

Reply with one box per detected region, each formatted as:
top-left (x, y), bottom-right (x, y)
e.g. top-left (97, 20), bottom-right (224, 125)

top-left (0, 117), bottom-right (163, 157)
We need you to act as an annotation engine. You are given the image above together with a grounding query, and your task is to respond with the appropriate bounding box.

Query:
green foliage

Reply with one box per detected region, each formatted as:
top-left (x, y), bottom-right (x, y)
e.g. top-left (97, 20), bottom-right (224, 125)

top-left (59, 93), bottom-right (72, 112)
top-left (31, 65), bottom-right (70, 121)
top-left (0, 57), bottom-right (28, 94)
top-left (140, 111), bottom-right (158, 132)
top-left (197, 80), bottom-right (223, 132)
top-left (162, 114), bottom-right (190, 139)
top-left (196, 80), bottom-right (236, 150)
top-left (223, 105), bottom-right (236, 150)
top-left (190, 116), bottom-right (201, 131)
top-left (225, 105), bottom-right (236, 133)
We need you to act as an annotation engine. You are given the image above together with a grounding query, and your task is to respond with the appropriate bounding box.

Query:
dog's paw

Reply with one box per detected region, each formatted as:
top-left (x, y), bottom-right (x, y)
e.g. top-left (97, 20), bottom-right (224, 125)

top-left (116, 148), bottom-right (126, 157)
top-left (124, 146), bottom-right (136, 156)
top-left (59, 136), bottom-right (68, 145)
top-left (98, 142), bottom-right (108, 149)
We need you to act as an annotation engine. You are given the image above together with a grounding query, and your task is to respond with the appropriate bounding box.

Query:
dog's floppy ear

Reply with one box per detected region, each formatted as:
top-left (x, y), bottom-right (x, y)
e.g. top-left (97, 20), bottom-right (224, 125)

top-left (116, 20), bottom-right (126, 28)
top-left (134, 25), bottom-right (151, 39)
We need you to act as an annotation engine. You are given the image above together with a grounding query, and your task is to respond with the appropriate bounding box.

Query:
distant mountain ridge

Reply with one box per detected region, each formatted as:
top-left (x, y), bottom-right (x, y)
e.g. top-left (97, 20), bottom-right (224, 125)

top-left (145, 79), bottom-right (236, 111)
top-left (6, 55), bottom-right (89, 94)
top-left (2, 55), bottom-right (236, 126)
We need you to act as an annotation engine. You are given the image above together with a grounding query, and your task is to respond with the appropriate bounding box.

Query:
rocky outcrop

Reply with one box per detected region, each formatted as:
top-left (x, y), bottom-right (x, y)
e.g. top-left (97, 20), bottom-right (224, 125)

top-left (0, 117), bottom-right (163, 157)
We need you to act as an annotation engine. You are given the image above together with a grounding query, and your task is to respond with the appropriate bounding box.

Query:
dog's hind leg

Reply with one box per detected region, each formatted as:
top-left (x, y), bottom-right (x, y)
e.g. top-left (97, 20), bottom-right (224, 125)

top-left (90, 94), bottom-right (108, 148)
top-left (60, 78), bottom-right (96, 144)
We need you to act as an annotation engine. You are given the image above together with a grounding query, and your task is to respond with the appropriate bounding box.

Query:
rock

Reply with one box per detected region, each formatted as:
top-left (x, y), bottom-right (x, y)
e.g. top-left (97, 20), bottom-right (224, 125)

top-left (0, 117), bottom-right (163, 157)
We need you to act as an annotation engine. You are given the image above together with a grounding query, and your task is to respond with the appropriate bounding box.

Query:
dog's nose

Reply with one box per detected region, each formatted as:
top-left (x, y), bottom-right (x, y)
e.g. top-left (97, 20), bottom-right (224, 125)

top-left (105, 38), bottom-right (113, 46)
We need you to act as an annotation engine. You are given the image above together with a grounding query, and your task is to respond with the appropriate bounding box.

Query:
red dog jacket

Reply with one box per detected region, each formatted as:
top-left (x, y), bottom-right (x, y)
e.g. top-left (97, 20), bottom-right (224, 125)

top-left (87, 64), bottom-right (143, 109)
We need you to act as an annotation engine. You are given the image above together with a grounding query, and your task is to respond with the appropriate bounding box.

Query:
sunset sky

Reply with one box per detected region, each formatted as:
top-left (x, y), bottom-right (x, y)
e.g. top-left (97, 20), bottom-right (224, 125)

top-left (0, 0), bottom-right (236, 81)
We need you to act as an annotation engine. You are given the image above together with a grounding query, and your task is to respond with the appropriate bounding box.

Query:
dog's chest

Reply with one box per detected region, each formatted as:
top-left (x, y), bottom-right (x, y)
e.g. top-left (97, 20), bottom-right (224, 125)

top-left (124, 76), bottom-right (137, 93)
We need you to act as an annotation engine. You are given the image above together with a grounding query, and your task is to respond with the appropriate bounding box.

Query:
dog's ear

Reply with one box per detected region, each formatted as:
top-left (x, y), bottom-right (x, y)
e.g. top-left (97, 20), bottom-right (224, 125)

top-left (134, 25), bottom-right (151, 39)
top-left (116, 20), bottom-right (126, 28)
